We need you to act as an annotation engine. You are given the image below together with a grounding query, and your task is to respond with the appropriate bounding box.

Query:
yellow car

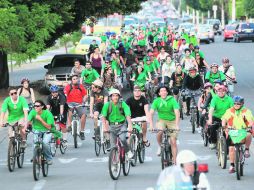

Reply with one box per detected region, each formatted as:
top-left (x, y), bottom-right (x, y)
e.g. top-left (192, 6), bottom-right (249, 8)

top-left (75, 36), bottom-right (102, 55)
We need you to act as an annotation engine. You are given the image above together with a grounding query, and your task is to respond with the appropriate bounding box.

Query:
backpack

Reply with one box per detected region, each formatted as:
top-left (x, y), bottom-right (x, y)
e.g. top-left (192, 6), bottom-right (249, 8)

top-left (67, 84), bottom-right (82, 95)
top-left (106, 100), bottom-right (124, 120)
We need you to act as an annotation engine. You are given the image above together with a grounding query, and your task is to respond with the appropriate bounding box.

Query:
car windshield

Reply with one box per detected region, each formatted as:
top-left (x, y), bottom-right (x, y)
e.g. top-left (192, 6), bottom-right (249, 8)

top-left (226, 25), bottom-right (236, 30)
top-left (198, 27), bottom-right (208, 32)
top-left (207, 20), bottom-right (220, 25)
top-left (52, 57), bottom-right (85, 68)
top-left (124, 19), bottom-right (136, 26)
top-left (242, 23), bottom-right (254, 29)
top-left (80, 38), bottom-right (101, 45)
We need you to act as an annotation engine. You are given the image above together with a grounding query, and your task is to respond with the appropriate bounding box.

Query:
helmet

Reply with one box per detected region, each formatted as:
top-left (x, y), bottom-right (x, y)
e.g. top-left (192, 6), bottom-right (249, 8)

top-left (49, 85), bottom-right (59, 92)
top-left (214, 79), bottom-right (222, 85)
top-left (109, 88), bottom-right (121, 96)
top-left (210, 63), bottom-right (219, 68)
top-left (233, 96), bottom-right (244, 104)
top-left (92, 79), bottom-right (103, 88)
top-left (204, 82), bottom-right (213, 89)
top-left (176, 150), bottom-right (197, 165)
top-left (188, 67), bottom-right (197, 71)
top-left (21, 78), bottom-right (30, 84)
top-left (222, 57), bottom-right (229, 63)
top-left (194, 45), bottom-right (200, 50)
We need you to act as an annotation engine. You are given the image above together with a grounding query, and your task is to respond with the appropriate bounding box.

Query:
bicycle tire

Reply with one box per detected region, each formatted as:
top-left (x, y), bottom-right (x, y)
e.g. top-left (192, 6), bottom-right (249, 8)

top-left (33, 147), bottom-right (41, 181)
top-left (108, 147), bottom-right (121, 180)
top-left (138, 142), bottom-right (145, 164)
top-left (17, 141), bottom-right (25, 168)
top-left (161, 147), bottom-right (169, 170)
top-left (73, 121), bottom-right (78, 148)
top-left (191, 109), bottom-right (196, 134)
top-left (94, 137), bottom-right (101, 157)
top-left (235, 145), bottom-right (241, 180)
top-left (240, 148), bottom-right (244, 176)
top-left (60, 141), bottom-right (67, 154)
top-left (122, 153), bottom-right (131, 176)
top-left (178, 98), bottom-right (184, 120)
top-left (203, 124), bottom-right (209, 147)
top-left (7, 139), bottom-right (16, 172)
top-left (129, 135), bottom-right (137, 167)
top-left (220, 137), bottom-right (227, 169)
top-left (42, 156), bottom-right (49, 177)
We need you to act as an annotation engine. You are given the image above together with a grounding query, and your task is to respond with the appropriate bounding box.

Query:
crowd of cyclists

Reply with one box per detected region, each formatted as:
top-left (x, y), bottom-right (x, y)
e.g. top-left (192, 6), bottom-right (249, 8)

top-left (0, 22), bottom-right (253, 188)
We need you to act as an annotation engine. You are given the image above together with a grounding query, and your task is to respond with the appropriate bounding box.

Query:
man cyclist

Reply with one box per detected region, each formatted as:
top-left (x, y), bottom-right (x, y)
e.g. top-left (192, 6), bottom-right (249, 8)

top-left (80, 61), bottom-right (100, 88)
top-left (149, 86), bottom-right (180, 164)
top-left (64, 74), bottom-right (87, 140)
top-left (170, 64), bottom-right (186, 99)
top-left (180, 48), bottom-right (198, 72)
top-left (101, 88), bottom-right (133, 159)
top-left (125, 48), bottom-right (138, 88)
top-left (71, 59), bottom-right (85, 78)
top-left (205, 63), bottom-right (226, 86)
top-left (46, 85), bottom-right (68, 145)
top-left (126, 85), bottom-right (150, 146)
top-left (222, 96), bottom-right (253, 173)
top-left (208, 85), bottom-right (234, 149)
top-left (0, 87), bottom-right (29, 148)
top-left (89, 79), bottom-right (109, 139)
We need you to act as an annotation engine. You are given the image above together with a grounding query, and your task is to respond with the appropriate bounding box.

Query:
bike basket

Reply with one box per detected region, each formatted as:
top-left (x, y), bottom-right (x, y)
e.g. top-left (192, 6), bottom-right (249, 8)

top-left (133, 124), bottom-right (142, 133)
top-left (228, 129), bottom-right (247, 144)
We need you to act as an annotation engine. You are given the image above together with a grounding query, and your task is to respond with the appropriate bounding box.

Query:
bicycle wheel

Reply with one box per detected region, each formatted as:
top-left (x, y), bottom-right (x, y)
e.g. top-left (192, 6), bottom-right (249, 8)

top-left (129, 135), bottom-right (137, 167)
top-left (240, 147), bottom-right (244, 177)
top-left (103, 139), bottom-right (110, 154)
top-left (73, 121), bottom-right (78, 148)
top-left (138, 142), bottom-right (145, 164)
top-left (191, 109), bottom-right (196, 134)
top-left (161, 147), bottom-right (169, 170)
top-left (7, 139), bottom-right (16, 172)
top-left (122, 153), bottom-right (131, 176)
top-left (235, 146), bottom-right (241, 180)
top-left (33, 147), bottom-right (41, 181)
top-left (50, 140), bottom-right (57, 157)
top-left (178, 98), bottom-right (184, 120)
top-left (42, 156), bottom-right (49, 177)
top-left (203, 124), bottom-right (209, 147)
top-left (17, 141), bottom-right (25, 168)
top-left (94, 137), bottom-right (101, 157)
top-left (60, 140), bottom-right (67, 154)
top-left (220, 137), bottom-right (227, 169)
top-left (108, 147), bottom-right (121, 180)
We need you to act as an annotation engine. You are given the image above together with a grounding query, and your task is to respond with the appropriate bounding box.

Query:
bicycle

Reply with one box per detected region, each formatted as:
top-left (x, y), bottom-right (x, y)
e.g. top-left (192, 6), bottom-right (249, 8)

top-left (200, 113), bottom-right (209, 147)
top-left (94, 116), bottom-right (110, 156)
top-left (215, 122), bottom-right (227, 169)
top-left (129, 116), bottom-right (147, 167)
top-left (68, 103), bottom-right (84, 148)
top-left (153, 128), bottom-right (179, 170)
top-left (32, 131), bottom-right (52, 181)
top-left (6, 122), bottom-right (27, 172)
top-left (228, 128), bottom-right (250, 180)
top-left (108, 130), bottom-right (131, 180)
top-left (177, 89), bottom-right (185, 120)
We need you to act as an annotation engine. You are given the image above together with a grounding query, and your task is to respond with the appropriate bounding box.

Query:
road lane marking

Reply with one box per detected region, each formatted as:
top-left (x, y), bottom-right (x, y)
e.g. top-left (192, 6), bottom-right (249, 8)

top-left (197, 155), bottom-right (212, 161)
top-left (86, 156), bottom-right (153, 163)
top-left (186, 140), bottom-right (203, 145)
top-left (32, 179), bottom-right (46, 190)
top-left (58, 158), bottom-right (77, 164)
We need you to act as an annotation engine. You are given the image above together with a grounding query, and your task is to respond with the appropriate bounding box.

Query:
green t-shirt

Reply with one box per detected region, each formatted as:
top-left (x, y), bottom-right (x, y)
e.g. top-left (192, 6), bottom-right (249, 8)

top-left (101, 101), bottom-right (131, 123)
top-left (144, 63), bottom-right (156, 76)
top-left (205, 71), bottom-right (226, 85)
top-left (111, 60), bottom-right (121, 76)
top-left (189, 36), bottom-right (198, 47)
top-left (81, 68), bottom-right (100, 84)
top-left (134, 71), bottom-right (147, 90)
top-left (1, 96), bottom-right (29, 123)
top-left (100, 35), bottom-right (107, 43)
top-left (110, 39), bottom-right (118, 48)
top-left (191, 51), bottom-right (205, 59)
top-left (151, 96), bottom-right (179, 121)
top-left (210, 95), bottom-right (234, 119)
top-left (152, 58), bottom-right (160, 69)
top-left (28, 109), bottom-right (55, 131)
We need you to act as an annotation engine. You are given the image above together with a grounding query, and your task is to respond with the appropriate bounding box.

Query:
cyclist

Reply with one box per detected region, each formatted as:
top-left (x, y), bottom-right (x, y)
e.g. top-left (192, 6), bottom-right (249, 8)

top-left (126, 85), bottom-right (150, 146)
top-left (182, 67), bottom-right (203, 116)
top-left (170, 64), bottom-right (186, 99)
top-left (125, 48), bottom-right (138, 87)
top-left (17, 78), bottom-right (35, 105)
top-left (161, 55), bottom-right (175, 86)
top-left (70, 59), bottom-right (85, 78)
top-left (195, 52), bottom-right (209, 74)
top-left (28, 100), bottom-right (56, 165)
top-left (157, 46), bottom-right (169, 62)
top-left (90, 47), bottom-right (103, 76)
top-left (222, 96), bottom-right (254, 173)
top-left (149, 86), bottom-right (180, 164)
top-left (89, 79), bottom-right (109, 139)
top-left (189, 32), bottom-right (199, 47)
top-left (180, 48), bottom-right (198, 72)
top-left (80, 61), bottom-right (100, 88)
top-left (205, 63), bottom-right (226, 86)
top-left (178, 38), bottom-right (189, 57)
top-left (0, 87), bottom-right (29, 148)
top-left (46, 85), bottom-right (68, 145)
top-left (102, 66), bottom-right (116, 90)
top-left (191, 46), bottom-right (205, 59)
top-left (207, 85), bottom-right (234, 149)
top-left (130, 65), bottom-right (148, 93)
top-left (111, 51), bottom-right (123, 90)
top-left (219, 57), bottom-right (236, 96)
top-left (101, 88), bottom-right (133, 159)
top-left (64, 74), bottom-right (87, 140)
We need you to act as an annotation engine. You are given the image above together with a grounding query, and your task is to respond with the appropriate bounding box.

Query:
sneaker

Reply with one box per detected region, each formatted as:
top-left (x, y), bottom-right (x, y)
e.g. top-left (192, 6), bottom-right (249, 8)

top-left (229, 166), bottom-right (235, 174)
top-left (67, 126), bottom-right (72, 132)
top-left (80, 131), bottom-right (85, 140)
top-left (20, 141), bottom-right (27, 148)
top-left (157, 147), bottom-right (161, 156)
top-left (127, 151), bottom-right (134, 160)
top-left (244, 149), bottom-right (250, 158)
top-left (47, 160), bottom-right (53, 165)
top-left (209, 143), bottom-right (216, 149)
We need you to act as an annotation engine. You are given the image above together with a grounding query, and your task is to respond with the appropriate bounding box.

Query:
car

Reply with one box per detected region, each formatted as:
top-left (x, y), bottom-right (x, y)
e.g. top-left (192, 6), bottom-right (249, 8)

top-left (43, 54), bottom-right (86, 91)
top-left (233, 23), bottom-right (254, 43)
top-left (223, 24), bottom-right (236, 41)
top-left (75, 36), bottom-right (101, 55)
top-left (197, 25), bottom-right (210, 44)
top-left (178, 22), bottom-right (194, 33)
top-left (206, 19), bottom-right (222, 35)
top-left (204, 24), bottom-right (215, 42)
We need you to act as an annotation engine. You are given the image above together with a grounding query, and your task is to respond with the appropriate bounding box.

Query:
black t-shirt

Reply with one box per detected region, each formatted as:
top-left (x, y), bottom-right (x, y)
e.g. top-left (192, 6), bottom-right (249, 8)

top-left (125, 53), bottom-right (137, 67)
top-left (46, 93), bottom-right (67, 116)
top-left (90, 89), bottom-right (109, 104)
top-left (126, 96), bottom-right (148, 118)
top-left (171, 72), bottom-right (185, 87)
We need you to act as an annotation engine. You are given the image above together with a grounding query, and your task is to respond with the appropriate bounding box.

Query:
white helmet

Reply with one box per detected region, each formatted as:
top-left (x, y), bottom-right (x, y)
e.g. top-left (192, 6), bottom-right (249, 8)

top-left (92, 79), bottom-right (103, 88)
top-left (176, 150), bottom-right (197, 165)
top-left (109, 88), bottom-right (121, 96)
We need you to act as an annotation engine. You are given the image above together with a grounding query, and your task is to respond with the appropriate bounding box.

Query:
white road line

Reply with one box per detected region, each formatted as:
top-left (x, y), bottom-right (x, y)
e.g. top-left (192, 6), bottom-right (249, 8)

top-left (32, 179), bottom-right (46, 190)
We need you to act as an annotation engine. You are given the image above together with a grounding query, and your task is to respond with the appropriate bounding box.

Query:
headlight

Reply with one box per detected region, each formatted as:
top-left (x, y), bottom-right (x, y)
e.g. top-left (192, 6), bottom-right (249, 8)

top-left (45, 74), bottom-right (54, 80)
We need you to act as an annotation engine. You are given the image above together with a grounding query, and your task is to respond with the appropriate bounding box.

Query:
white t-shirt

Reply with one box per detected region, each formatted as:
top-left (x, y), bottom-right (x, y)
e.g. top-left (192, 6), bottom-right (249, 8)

top-left (219, 65), bottom-right (236, 82)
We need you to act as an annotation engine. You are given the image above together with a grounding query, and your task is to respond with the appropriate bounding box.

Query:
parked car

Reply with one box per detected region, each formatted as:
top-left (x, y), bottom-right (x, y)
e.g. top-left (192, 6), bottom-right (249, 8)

top-left (75, 36), bottom-right (101, 55)
top-left (206, 19), bottom-right (222, 35)
top-left (223, 24), bottom-right (236, 41)
top-left (233, 22), bottom-right (254, 43)
top-left (197, 25), bottom-right (210, 44)
top-left (43, 54), bottom-right (86, 91)
top-left (205, 24), bottom-right (215, 42)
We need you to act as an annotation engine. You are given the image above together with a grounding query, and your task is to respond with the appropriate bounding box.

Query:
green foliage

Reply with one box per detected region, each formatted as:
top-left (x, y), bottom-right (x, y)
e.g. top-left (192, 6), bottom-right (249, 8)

top-left (245, 0), bottom-right (254, 17)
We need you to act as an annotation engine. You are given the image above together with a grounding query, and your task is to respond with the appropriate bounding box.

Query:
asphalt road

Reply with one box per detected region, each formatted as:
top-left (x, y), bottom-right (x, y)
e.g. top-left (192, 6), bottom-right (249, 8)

top-left (1, 36), bottom-right (254, 190)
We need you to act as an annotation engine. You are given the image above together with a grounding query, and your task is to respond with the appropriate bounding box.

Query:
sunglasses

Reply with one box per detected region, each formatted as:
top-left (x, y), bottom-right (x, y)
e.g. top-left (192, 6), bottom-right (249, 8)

top-left (93, 85), bottom-right (99, 88)
top-left (10, 92), bottom-right (17, 96)
top-left (72, 78), bottom-right (78, 80)
top-left (234, 103), bottom-right (242, 105)
top-left (34, 105), bottom-right (42, 108)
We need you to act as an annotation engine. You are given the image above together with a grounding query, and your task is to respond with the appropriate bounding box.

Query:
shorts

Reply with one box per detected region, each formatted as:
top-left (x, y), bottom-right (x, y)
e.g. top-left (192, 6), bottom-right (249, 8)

top-left (68, 103), bottom-right (86, 118)
top-left (94, 103), bottom-right (103, 113)
top-left (156, 119), bottom-right (178, 138)
top-left (8, 118), bottom-right (25, 137)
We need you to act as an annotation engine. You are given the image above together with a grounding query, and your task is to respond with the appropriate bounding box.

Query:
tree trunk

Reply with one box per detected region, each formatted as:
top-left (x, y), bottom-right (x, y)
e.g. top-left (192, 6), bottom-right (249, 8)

top-left (0, 51), bottom-right (9, 89)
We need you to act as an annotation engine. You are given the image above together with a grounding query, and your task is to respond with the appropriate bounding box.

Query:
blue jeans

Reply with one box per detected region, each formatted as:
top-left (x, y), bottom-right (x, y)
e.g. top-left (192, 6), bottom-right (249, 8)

top-left (33, 130), bottom-right (53, 161)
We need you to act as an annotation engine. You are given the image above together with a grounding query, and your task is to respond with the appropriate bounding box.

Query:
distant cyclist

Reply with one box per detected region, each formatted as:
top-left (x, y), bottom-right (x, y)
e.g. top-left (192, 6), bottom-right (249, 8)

top-left (17, 78), bottom-right (35, 104)
top-left (71, 59), bottom-right (85, 78)
top-left (205, 63), bottom-right (226, 86)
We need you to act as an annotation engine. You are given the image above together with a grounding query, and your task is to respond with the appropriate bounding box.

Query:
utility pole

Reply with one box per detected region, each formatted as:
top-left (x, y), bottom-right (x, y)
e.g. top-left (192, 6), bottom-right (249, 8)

top-left (232, 0), bottom-right (236, 21)
top-left (221, 1), bottom-right (225, 27)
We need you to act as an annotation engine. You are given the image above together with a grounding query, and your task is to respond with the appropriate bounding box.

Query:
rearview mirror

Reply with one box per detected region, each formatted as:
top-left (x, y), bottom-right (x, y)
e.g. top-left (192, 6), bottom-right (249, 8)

top-left (44, 64), bottom-right (50, 69)
top-left (198, 163), bottom-right (209, 173)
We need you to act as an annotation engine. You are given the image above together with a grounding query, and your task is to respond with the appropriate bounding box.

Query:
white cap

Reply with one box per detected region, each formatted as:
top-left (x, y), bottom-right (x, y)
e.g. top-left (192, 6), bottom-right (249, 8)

top-left (176, 150), bottom-right (197, 165)
top-left (109, 88), bottom-right (121, 96)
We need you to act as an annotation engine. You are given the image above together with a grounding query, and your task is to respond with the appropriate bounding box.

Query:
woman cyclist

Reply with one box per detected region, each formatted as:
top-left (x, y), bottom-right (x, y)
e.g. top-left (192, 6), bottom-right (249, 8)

top-left (17, 78), bottom-right (35, 105)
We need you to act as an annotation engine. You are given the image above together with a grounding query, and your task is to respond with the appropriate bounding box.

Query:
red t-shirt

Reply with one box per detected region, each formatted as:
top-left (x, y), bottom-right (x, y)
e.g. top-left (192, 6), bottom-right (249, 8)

top-left (64, 84), bottom-right (87, 104)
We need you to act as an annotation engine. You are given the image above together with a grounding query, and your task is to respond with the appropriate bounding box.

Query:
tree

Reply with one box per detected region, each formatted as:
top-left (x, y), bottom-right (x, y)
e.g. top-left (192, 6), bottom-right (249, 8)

top-left (244, 0), bottom-right (254, 18)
